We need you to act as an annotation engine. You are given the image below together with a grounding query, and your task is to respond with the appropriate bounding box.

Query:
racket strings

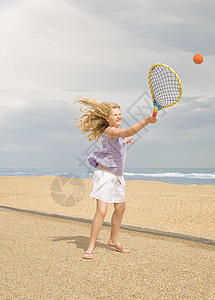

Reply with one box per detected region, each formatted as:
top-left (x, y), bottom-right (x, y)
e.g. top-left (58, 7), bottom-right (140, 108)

top-left (150, 65), bottom-right (181, 108)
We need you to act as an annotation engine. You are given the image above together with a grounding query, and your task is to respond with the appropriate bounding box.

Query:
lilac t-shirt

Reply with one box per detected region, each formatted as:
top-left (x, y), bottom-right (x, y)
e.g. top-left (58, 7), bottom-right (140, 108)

top-left (88, 132), bottom-right (126, 176)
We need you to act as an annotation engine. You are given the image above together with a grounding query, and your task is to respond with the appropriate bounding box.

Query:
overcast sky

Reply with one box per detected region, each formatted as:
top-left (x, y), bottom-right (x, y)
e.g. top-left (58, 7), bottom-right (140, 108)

top-left (0, 0), bottom-right (214, 169)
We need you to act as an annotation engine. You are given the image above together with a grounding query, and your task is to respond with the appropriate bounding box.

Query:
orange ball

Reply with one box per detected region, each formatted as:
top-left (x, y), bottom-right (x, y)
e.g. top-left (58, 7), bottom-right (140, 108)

top-left (193, 54), bottom-right (203, 64)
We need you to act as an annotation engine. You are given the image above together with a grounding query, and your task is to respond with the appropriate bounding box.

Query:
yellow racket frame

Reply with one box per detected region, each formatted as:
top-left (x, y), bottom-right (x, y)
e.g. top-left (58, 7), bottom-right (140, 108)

top-left (148, 63), bottom-right (183, 116)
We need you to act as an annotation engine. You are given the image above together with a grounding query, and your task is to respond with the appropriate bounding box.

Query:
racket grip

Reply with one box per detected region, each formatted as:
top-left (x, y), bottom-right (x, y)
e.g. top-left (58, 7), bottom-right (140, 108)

top-left (153, 111), bottom-right (157, 117)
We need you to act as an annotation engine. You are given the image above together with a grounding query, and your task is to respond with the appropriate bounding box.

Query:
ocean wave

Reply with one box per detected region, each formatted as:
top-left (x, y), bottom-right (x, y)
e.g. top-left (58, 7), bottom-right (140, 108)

top-left (0, 171), bottom-right (30, 175)
top-left (123, 172), bottom-right (215, 180)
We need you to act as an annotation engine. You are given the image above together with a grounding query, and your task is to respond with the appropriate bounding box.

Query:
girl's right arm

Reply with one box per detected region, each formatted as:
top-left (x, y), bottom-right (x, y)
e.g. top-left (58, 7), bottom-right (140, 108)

top-left (105, 116), bottom-right (157, 138)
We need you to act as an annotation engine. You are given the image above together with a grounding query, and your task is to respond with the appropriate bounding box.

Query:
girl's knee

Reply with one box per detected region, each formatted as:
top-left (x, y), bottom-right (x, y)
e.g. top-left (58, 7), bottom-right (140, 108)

top-left (97, 208), bottom-right (107, 218)
top-left (96, 199), bottom-right (108, 218)
top-left (115, 202), bottom-right (126, 214)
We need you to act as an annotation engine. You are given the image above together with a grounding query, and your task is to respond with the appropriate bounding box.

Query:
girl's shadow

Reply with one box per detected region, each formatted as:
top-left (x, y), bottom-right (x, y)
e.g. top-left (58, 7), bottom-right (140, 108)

top-left (47, 235), bottom-right (113, 251)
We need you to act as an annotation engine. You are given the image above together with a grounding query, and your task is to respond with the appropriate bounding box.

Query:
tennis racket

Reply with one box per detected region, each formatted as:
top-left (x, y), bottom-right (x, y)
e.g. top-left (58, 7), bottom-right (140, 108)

top-left (148, 63), bottom-right (182, 117)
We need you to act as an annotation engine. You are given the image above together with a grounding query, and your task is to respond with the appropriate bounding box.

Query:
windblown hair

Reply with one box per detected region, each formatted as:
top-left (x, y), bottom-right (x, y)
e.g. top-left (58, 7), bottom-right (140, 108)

top-left (73, 97), bottom-right (120, 141)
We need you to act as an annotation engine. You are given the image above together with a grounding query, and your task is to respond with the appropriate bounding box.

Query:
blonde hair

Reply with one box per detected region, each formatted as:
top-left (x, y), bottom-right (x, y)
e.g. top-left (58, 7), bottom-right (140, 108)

top-left (73, 97), bottom-right (121, 141)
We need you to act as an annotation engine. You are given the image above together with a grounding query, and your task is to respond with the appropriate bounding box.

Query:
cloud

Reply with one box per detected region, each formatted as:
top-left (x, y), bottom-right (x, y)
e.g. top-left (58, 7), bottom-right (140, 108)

top-left (64, 0), bottom-right (215, 54)
top-left (0, 0), bottom-right (214, 167)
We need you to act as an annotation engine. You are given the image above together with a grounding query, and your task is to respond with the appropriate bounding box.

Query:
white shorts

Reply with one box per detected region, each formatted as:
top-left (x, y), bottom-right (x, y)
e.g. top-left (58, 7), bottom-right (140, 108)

top-left (89, 168), bottom-right (126, 203)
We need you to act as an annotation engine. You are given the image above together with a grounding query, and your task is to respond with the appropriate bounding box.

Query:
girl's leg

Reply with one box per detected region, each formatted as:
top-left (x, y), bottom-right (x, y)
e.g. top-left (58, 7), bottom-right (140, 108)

top-left (85, 199), bottom-right (108, 252)
top-left (108, 202), bottom-right (126, 246)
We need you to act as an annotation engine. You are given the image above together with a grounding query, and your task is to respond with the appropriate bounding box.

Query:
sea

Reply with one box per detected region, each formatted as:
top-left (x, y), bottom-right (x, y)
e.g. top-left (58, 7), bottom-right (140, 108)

top-left (0, 167), bottom-right (215, 185)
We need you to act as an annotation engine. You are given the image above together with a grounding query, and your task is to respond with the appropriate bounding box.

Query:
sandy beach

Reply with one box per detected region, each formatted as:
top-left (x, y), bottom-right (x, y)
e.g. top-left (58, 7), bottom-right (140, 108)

top-left (0, 175), bottom-right (215, 239)
top-left (1, 176), bottom-right (215, 299)
top-left (1, 209), bottom-right (214, 299)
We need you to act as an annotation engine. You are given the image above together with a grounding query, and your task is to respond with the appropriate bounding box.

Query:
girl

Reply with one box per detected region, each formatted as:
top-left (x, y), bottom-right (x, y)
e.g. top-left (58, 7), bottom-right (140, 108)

top-left (74, 97), bottom-right (157, 259)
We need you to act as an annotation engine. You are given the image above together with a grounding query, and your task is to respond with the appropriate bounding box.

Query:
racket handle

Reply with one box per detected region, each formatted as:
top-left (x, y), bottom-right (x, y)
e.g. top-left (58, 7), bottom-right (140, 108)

top-left (153, 111), bottom-right (157, 117)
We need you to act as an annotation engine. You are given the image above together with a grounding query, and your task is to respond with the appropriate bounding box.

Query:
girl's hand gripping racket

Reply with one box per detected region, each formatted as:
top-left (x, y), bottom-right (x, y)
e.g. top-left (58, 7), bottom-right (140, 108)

top-left (148, 63), bottom-right (183, 117)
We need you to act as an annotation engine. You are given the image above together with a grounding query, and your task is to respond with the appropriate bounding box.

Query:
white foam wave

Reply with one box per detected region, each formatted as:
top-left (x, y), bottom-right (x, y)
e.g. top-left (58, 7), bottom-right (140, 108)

top-left (123, 172), bottom-right (215, 180)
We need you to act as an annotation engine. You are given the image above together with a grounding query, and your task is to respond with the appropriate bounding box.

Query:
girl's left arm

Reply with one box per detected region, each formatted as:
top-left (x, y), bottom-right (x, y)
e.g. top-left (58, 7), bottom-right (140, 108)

top-left (126, 137), bottom-right (135, 144)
